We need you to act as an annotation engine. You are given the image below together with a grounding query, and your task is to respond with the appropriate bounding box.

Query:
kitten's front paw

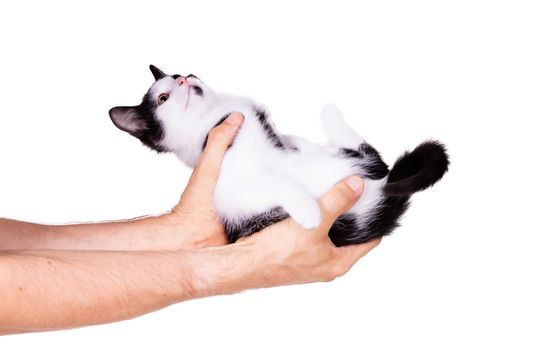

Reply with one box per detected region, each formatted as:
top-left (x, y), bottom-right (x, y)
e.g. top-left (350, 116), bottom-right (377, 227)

top-left (287, 198), bottom-right (322, 229)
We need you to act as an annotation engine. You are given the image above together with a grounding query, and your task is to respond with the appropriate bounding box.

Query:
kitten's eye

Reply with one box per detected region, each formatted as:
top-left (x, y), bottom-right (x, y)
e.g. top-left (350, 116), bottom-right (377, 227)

top-left (158, 93), bottom-right (169, 105)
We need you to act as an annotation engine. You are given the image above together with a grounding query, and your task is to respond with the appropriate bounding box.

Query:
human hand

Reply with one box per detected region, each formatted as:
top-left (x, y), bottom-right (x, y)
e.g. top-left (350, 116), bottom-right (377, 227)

top-left (190, 176), bottom-right (382, 296)
top-left (156, 112), bottom-right (244, 249)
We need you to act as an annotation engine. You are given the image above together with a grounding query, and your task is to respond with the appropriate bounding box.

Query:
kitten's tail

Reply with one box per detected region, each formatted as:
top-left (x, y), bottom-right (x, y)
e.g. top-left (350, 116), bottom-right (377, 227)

top-left (383, 140), bottom-right (449, 197)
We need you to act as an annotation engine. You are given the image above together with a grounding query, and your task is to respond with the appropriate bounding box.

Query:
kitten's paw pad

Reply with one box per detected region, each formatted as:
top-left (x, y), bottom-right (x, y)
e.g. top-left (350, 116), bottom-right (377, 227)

top-left (288, 199), bottom-right (322, 229)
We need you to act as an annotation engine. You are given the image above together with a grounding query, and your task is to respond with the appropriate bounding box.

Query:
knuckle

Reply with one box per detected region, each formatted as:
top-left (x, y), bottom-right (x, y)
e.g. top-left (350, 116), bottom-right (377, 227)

top-left (207, 129), bottom-right (227, 145)
top-left (320, 265), bottom-right (344, 282)
top-left (321, 274), bottom-right (336, 283)
top-left (330, 258), bottom-right (351, 278)
top-left (208, 128), bottom-right (224, 140)
top-left (332, 264), bottom-right (346, 278)
top-left (338, 263), bottom-right (351, 277)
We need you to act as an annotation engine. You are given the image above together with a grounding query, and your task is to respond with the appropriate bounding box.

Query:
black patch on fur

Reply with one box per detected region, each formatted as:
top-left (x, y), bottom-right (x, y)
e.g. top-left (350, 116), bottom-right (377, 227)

top-left (225, 207), bottom-right (289, 243)
top-left (191, 85), bottom-right (204, 96)
top-left (365, 196), bottom-right (410, 237)
top-left (253, 106), bottom-right (286, 149)
top-left (329, 196), bottom-right (410, 246)
top-left (131, 91), bottom-right (167, 152)
top-left (186, 74), bottom-right (199, 80)
top-left (340, 142), bottom-right (389, 180)
top-left (110, 90), bottom-right (167, 153)
top-left (201, 114), bottom-right (232, 151)
top-left (225, 193), bottom-right (411, 246)
top-left (171, 74), bottom-right (181, 79)
top-left (328, 214), bottom-right (359, 246)
top-left (384, 140), bottom-right (449, 196)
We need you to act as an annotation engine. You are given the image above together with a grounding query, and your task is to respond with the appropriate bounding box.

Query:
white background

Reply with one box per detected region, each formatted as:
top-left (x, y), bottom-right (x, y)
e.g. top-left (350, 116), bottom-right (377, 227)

top-left (1, 0), bottom-right (549, 349)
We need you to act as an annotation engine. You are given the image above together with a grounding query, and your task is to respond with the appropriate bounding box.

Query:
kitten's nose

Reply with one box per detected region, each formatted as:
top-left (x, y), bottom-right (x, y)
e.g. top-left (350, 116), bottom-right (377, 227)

top-left (176, 77), bottom-right (187, 86)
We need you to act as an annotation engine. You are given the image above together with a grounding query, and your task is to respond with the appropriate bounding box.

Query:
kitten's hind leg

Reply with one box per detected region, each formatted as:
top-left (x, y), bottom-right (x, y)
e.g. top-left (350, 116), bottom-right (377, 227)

top-left (322, 105), bottom-right (389, 180)
top-left (321, 104), bottom-right (364, 149)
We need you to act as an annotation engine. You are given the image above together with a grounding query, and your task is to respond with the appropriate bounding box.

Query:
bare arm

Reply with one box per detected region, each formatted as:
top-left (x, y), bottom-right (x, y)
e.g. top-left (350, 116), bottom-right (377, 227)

top-left (0, 113), bottom-right (244, 251)
top-left (0, 217), bottom-right (172, 251)
top-left (0, 177), bottom-right (380, 334)
top-left (0, 249), bottom-right (193, 331)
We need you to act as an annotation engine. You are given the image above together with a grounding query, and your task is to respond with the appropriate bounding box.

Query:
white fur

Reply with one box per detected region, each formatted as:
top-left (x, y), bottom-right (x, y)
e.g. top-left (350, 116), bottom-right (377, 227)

top-left (150, 76), bottom-right (387, 229)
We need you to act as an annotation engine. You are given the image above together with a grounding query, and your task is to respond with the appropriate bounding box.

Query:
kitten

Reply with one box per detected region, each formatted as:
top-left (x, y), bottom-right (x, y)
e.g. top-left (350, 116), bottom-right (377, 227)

top-left (109, 65), bottom-right (449, 246)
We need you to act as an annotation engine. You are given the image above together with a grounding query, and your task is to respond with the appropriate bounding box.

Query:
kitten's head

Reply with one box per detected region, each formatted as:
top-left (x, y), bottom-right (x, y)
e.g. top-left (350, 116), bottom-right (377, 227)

top-left (109, 65), bottom-right (218, 154)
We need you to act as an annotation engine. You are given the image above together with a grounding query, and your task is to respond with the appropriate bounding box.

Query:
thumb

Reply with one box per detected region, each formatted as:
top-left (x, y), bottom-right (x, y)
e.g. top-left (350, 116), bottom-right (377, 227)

top-left (188, 112), bottom-right (244, 192)
top-left (319, 176), bottom-right (364, 227)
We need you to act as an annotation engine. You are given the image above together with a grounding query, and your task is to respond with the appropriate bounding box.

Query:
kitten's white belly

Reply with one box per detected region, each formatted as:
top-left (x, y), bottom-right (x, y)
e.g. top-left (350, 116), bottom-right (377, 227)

top-left (278, 150), bottom-right (355, 197)
top-left (214, 141), bottom-right (386, 222)
top-left (280, 146), bottom-right (387, 219)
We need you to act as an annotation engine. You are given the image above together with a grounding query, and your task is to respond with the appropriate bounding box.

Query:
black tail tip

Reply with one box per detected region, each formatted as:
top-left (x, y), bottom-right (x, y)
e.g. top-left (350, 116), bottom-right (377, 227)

top-left (384, 140), bottom-right (449, 197)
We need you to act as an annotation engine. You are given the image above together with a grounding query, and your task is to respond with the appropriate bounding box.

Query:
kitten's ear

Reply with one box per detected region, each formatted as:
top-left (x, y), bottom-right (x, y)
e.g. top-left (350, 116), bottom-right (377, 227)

top-left (149, 65), bottom-right (166, 80)
top-left (109, 106), bottom-right (147, 135)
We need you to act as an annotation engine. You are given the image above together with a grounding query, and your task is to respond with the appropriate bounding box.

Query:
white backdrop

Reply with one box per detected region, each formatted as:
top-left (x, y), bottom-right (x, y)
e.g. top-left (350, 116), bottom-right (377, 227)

top-left (1, 0), bottom-right (549, 349)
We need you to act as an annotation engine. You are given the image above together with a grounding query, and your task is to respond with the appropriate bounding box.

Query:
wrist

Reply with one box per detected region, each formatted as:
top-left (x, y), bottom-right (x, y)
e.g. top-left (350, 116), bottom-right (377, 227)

top-left (186, 242), bottom-right (271, 297)
top-left (145, 214), bottom-right (187, 248)
top-left (143, 213), bottom-right (212, 250)
top-left (157, 211), bottom-right (227, 249)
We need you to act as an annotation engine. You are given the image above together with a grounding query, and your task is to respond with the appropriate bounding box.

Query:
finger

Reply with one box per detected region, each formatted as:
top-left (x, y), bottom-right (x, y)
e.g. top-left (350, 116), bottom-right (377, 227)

top-left (190, 113), bottom-right (244, 188)
top-left (319, 176), bottom-right (364, 227)
top-left (337, 238), bottom-right (381, 265)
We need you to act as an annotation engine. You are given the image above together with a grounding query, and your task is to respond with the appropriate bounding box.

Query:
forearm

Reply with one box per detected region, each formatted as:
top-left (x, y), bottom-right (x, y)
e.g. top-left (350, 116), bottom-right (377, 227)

top-left (0, 218), bottom-right (378, 334)
top-left (0, 249), bottom-right (196, 332)
top-left (0, 216), bottom-right (193, 251)
top-left (0, 328), bottom-right (30, 336)
top-left (0, 243), bottom-right (274, 334)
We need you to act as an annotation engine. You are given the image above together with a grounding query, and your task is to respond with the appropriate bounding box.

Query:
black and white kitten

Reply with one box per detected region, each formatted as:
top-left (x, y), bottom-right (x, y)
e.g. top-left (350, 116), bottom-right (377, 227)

top-left (109, 65), bottom-right (449, 246)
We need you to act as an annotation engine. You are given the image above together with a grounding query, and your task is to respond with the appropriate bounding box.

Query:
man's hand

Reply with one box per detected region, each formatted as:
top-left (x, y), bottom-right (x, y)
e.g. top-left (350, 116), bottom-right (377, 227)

top-left (189, 176), bottom-right (381, 296)
top-left (156, 112), bottom-right (244, 249)
top-left (245, 176), bottom-right (381, 285)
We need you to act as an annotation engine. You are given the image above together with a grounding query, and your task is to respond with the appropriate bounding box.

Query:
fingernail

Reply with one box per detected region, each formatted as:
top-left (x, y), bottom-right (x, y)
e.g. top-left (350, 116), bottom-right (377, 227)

top-left (346, 176), bottom-right (363, 193)
top-left (226, 113), bottom-right (242, 125)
